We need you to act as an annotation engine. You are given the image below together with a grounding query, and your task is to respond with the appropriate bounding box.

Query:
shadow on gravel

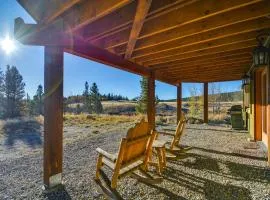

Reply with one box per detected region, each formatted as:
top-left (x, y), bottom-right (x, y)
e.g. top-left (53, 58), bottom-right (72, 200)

top-left (163, 165), bottom-right (253, 200)
top-left (3, 119), bottom-right (42, 148)
top-left (43, 186), bottom-right (71, 200)
top-left (193, 146), bottom-right (267, 161)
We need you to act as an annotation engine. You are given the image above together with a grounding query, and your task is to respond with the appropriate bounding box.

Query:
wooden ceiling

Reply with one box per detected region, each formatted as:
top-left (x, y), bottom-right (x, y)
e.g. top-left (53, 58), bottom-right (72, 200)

top-left (16, 0), bottom-right (270, 84)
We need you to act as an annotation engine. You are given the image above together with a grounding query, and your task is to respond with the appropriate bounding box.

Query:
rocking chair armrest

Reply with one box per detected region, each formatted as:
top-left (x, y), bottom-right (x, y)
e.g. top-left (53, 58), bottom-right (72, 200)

top-left (158, 131), bottom-right (175, 136)
top-left (96, 148), bottom-right (117, 162)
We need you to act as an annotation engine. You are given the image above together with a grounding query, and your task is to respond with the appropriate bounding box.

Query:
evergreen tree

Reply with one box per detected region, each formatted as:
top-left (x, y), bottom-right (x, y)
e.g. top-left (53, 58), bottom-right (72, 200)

top-left (136, 76), bottom-right (158, 114)
top-left (0, 68), bottom-right (4, 117)
top-left (83, 81), bottom-right (92, 113)
top-left (33, 84), bottom-right (44, 115)
top-left (90, 82), bottom-right (103, 114)
top-left (25, 93), bottom-right (35, 116)
top-left (136, 77), bottom-right (148, 113)
top-left (4, 65), bottom-right (25, 118)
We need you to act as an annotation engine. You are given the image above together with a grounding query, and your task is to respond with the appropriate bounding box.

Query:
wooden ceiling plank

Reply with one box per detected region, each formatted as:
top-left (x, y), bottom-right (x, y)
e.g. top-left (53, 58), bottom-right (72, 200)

top-left (125, 0), bottom-right (152, 59)
top-left (145, 40), bottom-right (257, 66)
top-left (102, 1), bottom-right (269, 51)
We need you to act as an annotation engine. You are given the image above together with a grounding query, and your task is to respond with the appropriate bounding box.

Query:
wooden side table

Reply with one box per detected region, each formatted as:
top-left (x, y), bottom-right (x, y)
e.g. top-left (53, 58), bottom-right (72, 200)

top-left (152, 140), bottom-right (167, 175)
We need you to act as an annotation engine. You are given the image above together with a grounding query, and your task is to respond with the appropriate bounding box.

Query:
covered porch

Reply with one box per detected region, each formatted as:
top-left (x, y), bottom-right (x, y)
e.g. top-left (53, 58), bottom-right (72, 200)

top-left (14, 0), bottom-right (270, 194)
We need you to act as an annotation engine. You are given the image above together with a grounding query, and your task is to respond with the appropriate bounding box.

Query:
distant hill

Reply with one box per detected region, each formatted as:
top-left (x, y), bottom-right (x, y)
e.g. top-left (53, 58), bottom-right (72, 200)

top-left (160, 91), bottom-right (242, 102)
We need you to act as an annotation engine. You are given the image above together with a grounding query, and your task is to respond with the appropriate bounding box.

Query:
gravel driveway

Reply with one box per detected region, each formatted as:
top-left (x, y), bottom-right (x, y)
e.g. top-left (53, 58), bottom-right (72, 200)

top-left (0, 124), bottom-right (269, 199)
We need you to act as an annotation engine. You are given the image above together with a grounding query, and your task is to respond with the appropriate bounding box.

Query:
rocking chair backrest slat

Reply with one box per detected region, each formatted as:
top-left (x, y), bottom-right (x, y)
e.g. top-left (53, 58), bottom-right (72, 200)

top-left (170, 113), bottom-right (186, 148)
top-left (121, 119), bottom-right (151, 165)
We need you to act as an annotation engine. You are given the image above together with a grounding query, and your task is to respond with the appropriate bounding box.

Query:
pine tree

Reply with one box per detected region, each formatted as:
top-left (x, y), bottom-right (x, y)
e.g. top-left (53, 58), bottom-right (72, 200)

top-left (0, 68), bottom-right (4, 117)
top-left (4, 65), bottom-right (25, 118)
top-left (33, 84), bottom-right (44, 115)
top-left (83, 81), bottom-right (92, 113)
top-left (26, 93), bottom-right (35, 116)
top-left (136, 77), bottom-right (148, 113)
top-left (90, 82), bottom-right (103, 114)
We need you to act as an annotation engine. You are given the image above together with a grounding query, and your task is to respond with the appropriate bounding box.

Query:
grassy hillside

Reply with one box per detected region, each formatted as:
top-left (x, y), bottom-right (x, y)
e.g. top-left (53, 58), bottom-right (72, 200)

top-left (160, 91), bottom-right (242, 102)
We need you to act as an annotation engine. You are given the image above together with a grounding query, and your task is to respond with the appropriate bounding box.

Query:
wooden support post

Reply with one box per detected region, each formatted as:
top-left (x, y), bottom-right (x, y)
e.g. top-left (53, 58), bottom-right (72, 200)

top-left (266, 65), bottom-right (270, 167)
top-left (177, 83), bottom-right (182, 124)
top-left (44, 46), bottom-right (64, 188)
top-left (147, 72), bottom-right (155, 130)
top-left (204, 82), bottom-right (209, 124)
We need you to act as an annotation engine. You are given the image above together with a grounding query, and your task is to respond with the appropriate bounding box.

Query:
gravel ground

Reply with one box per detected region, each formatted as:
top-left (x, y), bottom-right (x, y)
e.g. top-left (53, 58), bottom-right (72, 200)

top-left (0, 124), bottom-right (269, 199)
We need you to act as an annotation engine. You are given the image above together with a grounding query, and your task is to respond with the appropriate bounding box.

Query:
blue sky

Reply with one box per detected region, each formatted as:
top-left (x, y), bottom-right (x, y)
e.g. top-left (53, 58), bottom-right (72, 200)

top-left (0, 1), bottom-right (242, 100)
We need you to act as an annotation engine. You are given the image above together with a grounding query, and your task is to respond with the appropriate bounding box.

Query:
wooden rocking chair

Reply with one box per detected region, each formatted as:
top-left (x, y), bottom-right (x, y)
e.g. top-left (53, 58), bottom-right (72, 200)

top-left (157, 113), bottom-right (191, 156)
top-left (95, 119), bottom-right (161, 192)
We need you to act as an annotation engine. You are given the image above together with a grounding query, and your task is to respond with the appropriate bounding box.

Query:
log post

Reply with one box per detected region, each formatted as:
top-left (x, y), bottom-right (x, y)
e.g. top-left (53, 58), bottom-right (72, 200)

top-left (177, 83), bottom-right (182, 124)
top-left (204, 82), bottom-right (209, 124)
top-left (147, 72), bottom-right (155, 130)
top-left (266, 65), bottom-right (270, 167)
top-left (44, 46), bottom-right (64, 188)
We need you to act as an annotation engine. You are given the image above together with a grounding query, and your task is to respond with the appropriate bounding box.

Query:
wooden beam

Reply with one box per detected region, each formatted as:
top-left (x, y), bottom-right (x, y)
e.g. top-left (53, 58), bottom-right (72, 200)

top-left (44, 46), bottom-right (64, 188)
top-left (156, 56), bottom-right (252, 72)
top-left (125, 0), bottom-right (152, 59)
top-left (268, 64), bottom-right (270, 167)
top-left (151, 48), bottom-right (253, 69)
top-left (177, 83), bottom-right (182, 124)
top-left (101, 0), bottom-right (267, 50)
top-left (147, 72), bottom-right (156, 130)
top-left (14, 18), bottom-right (176, 86)
top-left (128, 18), bottom-right (270, 59)
top-left (137, 30), bottom-right (259, 63)
top-left (204, 83), bottom-right (208, 124)
top-left (84, 0), bottom-right (182, 41)
top-left (145, 40), bottom-right (256, 66)
top-left (169, 65), bottom-right (249, 78)
top-left (18, 0), bottom-right (133, 32)
top-left (43, 0), bottom-right (81, 24)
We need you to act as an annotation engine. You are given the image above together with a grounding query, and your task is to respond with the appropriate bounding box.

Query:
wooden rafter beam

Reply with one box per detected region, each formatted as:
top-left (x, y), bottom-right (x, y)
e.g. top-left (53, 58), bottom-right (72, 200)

top-left (127, 17), bottom-right (270, 59)
top-left (151, 48), bottom-right (253, 69)
top-left (166, 61), bottom-right (250, 73)
top-left (83, 0), bottom-right (185, 41)
top-left (136, 30), bottom-right (259, 64)
top-left (98, 0), bottom-right (266, 50)
top-left (145, 40), bottom-right (257, 66)
top-left (125, 0), bottom-right (152, 59)
top-left (152, 52), bottom-right (252, 70)
top-left (157, 57), bottom-right (252, 72)
top-left (18, 0), bottom-right (133, 33)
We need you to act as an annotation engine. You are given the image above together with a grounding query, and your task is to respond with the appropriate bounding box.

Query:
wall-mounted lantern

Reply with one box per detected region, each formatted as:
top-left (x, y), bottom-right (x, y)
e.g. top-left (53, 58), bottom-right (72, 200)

top-left (242, 74), bottom-right (251, 91)
top-left (242, 74), bottom-right (250, 87)
top-left (253, 33), bottom-right (270, 66)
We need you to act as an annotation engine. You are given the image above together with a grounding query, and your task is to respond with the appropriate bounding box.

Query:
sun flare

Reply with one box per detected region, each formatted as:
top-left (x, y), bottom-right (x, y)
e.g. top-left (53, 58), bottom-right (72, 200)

top-left (1, 35), bottom-right (16, 55)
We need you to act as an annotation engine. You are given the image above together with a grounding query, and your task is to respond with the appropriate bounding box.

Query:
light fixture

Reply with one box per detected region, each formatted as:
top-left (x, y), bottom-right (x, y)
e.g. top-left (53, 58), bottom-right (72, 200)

top-left (242, 74), bottom-right (250, 88)
top-left (253, 33), bottom-right (270, 66)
